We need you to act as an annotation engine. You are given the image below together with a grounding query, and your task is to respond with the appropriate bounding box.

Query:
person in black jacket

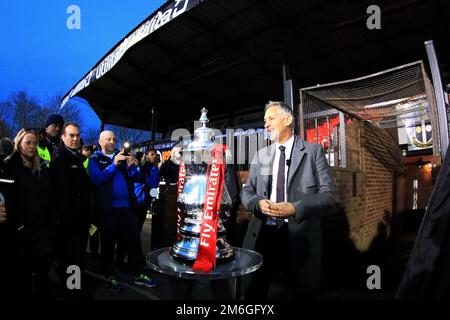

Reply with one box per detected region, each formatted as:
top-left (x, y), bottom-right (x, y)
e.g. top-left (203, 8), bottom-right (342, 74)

top-left (2, 128), bottom-right (56, 298)
top-left (37, 114), bottom-right (64, 166)
top-left (159, 144), bottom-right (181, 184)
top-left (50, 123), bottom-right (92, 298)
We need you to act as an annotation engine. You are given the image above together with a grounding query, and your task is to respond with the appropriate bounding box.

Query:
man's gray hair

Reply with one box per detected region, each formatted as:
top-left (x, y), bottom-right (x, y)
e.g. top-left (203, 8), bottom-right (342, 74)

top-left (264, 101), bottom-right (295, 130)
top-left (99, 130), bottom-right (115, 140)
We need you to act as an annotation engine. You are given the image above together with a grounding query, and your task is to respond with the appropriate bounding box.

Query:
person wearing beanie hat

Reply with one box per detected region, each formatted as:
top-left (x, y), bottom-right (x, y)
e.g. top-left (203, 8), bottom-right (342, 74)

top-left (44, 113), bottom-right (64, 130)
top-left (37, 113), bottom-right (65, 165)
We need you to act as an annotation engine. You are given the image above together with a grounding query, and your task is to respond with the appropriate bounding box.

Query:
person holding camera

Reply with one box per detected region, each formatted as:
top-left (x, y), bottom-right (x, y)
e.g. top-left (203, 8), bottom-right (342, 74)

top-left (88, 131), bottom-right (159, 292)
top-left (116, 147), bottom-right (161, 265)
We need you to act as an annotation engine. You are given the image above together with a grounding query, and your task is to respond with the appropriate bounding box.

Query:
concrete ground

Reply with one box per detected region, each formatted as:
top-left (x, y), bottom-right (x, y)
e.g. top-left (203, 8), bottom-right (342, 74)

top-left (82, 215), bottom-right (239, 300)
top-left (75, 214), bottom-right (410, 300)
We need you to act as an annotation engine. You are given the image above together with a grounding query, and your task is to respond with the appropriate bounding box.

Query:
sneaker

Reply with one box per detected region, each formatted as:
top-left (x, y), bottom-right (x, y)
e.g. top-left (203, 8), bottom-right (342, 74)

top-left (133, 274), bottom-right (159, 288)
top-left (105, 276), bottom-right (124, 293)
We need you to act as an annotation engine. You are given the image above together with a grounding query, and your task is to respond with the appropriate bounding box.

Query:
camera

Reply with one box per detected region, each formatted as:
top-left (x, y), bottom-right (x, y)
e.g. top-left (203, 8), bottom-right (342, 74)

top-left (122, 142), bottom-right (131, 156)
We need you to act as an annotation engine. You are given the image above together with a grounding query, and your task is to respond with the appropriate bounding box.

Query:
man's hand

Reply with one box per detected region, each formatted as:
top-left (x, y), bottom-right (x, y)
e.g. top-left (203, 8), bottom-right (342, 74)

top-left (269, 202), bottom-right (295, 218)
top-left (126, 155), bottom-right (136, 167)
top-left (114, 151), bottom-right (127, 166)
top-left (258, 199), bottom-right (273, 215)
top-left (259, 200), bottom-right (295, 218)
top-left (0, 202), bottom-right (6, 224)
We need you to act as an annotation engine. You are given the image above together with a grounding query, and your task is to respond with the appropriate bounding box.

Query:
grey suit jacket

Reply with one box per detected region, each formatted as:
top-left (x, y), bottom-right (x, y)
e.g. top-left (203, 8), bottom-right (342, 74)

top-left (241, 136), bottom-right (336, 291)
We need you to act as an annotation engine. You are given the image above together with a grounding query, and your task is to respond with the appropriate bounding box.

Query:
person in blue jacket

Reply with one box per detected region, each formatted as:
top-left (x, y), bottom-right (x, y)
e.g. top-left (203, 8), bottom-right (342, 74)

top-left (89, 130), bottom-right (159, 292)
top-left (116, 148), bottom-right (160, 267)
top-left (134, 147), bottom-right (160, 229)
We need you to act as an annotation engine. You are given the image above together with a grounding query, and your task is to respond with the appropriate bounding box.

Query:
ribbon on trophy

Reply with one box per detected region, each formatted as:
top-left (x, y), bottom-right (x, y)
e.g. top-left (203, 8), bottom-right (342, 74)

top-left (175, 159), bottom-right (187, 241)
top-left (192, 144), bottom-right (226, 272)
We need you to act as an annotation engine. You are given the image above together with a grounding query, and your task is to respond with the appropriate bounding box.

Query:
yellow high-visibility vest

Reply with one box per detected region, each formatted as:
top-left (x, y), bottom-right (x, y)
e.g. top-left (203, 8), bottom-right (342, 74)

top-left (83, 158), bottom-right (89, 174)
top-left (37, 145), bottom-right (51, 166)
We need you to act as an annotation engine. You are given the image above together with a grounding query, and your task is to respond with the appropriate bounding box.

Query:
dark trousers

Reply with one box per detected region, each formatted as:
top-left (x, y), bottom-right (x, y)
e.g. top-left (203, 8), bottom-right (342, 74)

top-left (136, 201), bottom-right (149, 232)
top-left (245, 223), bottom-right (289, 300)
top-left (8, 254), bottom-right (51, 299)
top-left (116, 202), bottom-right (148, 263)
top-left (1, 232), bottom-right (51, 299)
top-left (55, 225), bottom-right (89, 296)
top-left (89, 231), bottom-right (100, 256)
top-left (99, 207), bottom-right (146, 277)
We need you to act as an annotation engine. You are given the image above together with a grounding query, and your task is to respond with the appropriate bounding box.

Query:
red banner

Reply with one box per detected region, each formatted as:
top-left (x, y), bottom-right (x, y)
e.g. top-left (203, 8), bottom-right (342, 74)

top-left (175, 160), bottom-right (186, 241)
top-left (192, 145), bottom-right (225, 272)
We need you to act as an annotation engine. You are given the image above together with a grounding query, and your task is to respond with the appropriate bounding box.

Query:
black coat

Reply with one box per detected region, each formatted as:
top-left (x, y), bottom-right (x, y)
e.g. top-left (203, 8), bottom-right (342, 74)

top-left (160, 158), bottom-right (179, 184)
top-left (222, 164), bottom-right (241, 246)
top-left (50, 145), bottom-right (92, 231)
top-left (1, 152), bottom-right (55, 258)
top-left (396, 146), bottom-right (450, 299)
top-left (38, 129), bottom-right (60, 159)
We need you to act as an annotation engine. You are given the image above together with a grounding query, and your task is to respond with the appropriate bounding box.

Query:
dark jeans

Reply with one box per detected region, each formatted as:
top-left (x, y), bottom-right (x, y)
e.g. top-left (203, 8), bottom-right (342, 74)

top-left (245, 223), bottom-right (289, 300)
top-left (99, 207), bottom-right (146, 278)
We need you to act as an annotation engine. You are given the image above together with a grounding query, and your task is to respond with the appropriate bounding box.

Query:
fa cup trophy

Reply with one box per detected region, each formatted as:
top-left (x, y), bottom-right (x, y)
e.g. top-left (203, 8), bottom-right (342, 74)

top-left (170, 108), bottom-right (234, 271)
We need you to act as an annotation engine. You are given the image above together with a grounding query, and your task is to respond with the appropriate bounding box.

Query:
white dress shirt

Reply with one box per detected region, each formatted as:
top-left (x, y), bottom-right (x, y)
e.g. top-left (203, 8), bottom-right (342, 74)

top-left (267, 134), bottom-right (294, 225)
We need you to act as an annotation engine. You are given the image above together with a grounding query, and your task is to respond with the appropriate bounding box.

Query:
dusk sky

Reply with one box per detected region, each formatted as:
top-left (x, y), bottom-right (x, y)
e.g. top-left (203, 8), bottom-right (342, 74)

top-left (0, 0), bottom-right (166, 129)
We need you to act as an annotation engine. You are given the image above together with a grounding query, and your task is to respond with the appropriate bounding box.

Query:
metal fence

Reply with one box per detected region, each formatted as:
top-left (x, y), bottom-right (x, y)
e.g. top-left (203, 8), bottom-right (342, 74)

top-left (299, 61), bottom-right (443, 167)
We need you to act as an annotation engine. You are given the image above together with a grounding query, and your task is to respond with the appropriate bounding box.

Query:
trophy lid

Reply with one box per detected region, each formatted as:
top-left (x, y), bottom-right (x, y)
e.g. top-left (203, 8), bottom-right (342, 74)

top-left (186, 108), bottom-right (215, 152)
top-left (199, 107), bottom-right (209, 126)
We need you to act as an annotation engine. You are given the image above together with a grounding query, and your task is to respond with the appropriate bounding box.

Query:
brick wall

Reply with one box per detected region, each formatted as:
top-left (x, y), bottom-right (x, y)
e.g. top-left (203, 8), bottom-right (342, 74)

top-left (332, 122), bottom-right (363, 250)
top-left (332, 168), bottom-right (365, 248)
top-left (333, 121), bottom-right (402, 251)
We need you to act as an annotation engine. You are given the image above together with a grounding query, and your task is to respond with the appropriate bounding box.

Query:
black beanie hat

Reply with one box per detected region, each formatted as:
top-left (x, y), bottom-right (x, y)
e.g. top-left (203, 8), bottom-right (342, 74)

top-left (45, 113), bottom-right (64, 128)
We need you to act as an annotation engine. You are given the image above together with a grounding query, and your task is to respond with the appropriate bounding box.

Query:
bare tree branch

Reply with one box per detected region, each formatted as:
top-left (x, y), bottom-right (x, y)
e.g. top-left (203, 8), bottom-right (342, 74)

top-left (105, 124), bottom-right (151, 147)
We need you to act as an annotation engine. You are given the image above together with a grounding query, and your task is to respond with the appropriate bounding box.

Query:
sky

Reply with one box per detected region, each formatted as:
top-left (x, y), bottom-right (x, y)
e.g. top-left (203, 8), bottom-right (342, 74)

top-left (0, 0), bottom-right (167, 129)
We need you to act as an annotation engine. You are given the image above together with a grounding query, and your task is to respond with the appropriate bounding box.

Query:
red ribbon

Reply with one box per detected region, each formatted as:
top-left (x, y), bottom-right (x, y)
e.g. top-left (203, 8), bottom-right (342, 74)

top-left (192, 144), bottom-right (226, 272)
top-left (175, 159), bottom-right (186, 241)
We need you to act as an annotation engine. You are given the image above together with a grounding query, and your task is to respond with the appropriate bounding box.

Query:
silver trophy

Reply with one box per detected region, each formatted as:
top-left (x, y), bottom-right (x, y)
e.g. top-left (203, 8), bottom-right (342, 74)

top-left (170, 108), bottom-right (234, 262)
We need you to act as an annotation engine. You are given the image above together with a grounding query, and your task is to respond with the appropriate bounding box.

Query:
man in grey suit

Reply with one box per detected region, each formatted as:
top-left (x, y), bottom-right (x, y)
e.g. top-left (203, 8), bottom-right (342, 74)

top-left (242, 101), bottom-right (336, 299)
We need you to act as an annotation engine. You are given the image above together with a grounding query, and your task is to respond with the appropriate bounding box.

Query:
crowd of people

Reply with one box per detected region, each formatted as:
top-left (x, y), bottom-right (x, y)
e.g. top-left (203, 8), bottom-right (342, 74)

top-left (0, 101), bottom-right (337, 300)
top-left (0, 114), bottom-right (165, 298)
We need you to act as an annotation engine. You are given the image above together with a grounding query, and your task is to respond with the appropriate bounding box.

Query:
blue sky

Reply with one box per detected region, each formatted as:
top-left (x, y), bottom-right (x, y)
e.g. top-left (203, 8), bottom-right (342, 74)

top-left (0, 0), bottom-right (166, 129)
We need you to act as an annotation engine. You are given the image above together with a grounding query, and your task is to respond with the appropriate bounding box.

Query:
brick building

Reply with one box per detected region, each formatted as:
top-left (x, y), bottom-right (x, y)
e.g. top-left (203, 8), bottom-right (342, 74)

top-left (298, 61), bottom-right (440, 253)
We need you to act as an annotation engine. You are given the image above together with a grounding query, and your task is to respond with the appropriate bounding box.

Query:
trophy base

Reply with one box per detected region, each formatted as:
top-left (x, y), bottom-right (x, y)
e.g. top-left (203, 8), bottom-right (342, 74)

top-left (170, 235), bottom-right (234, 263)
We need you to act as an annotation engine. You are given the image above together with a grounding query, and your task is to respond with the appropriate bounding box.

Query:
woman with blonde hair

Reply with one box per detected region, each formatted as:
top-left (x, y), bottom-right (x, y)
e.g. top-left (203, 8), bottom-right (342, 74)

top-left (1, 128), bottom-right (56, 298)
